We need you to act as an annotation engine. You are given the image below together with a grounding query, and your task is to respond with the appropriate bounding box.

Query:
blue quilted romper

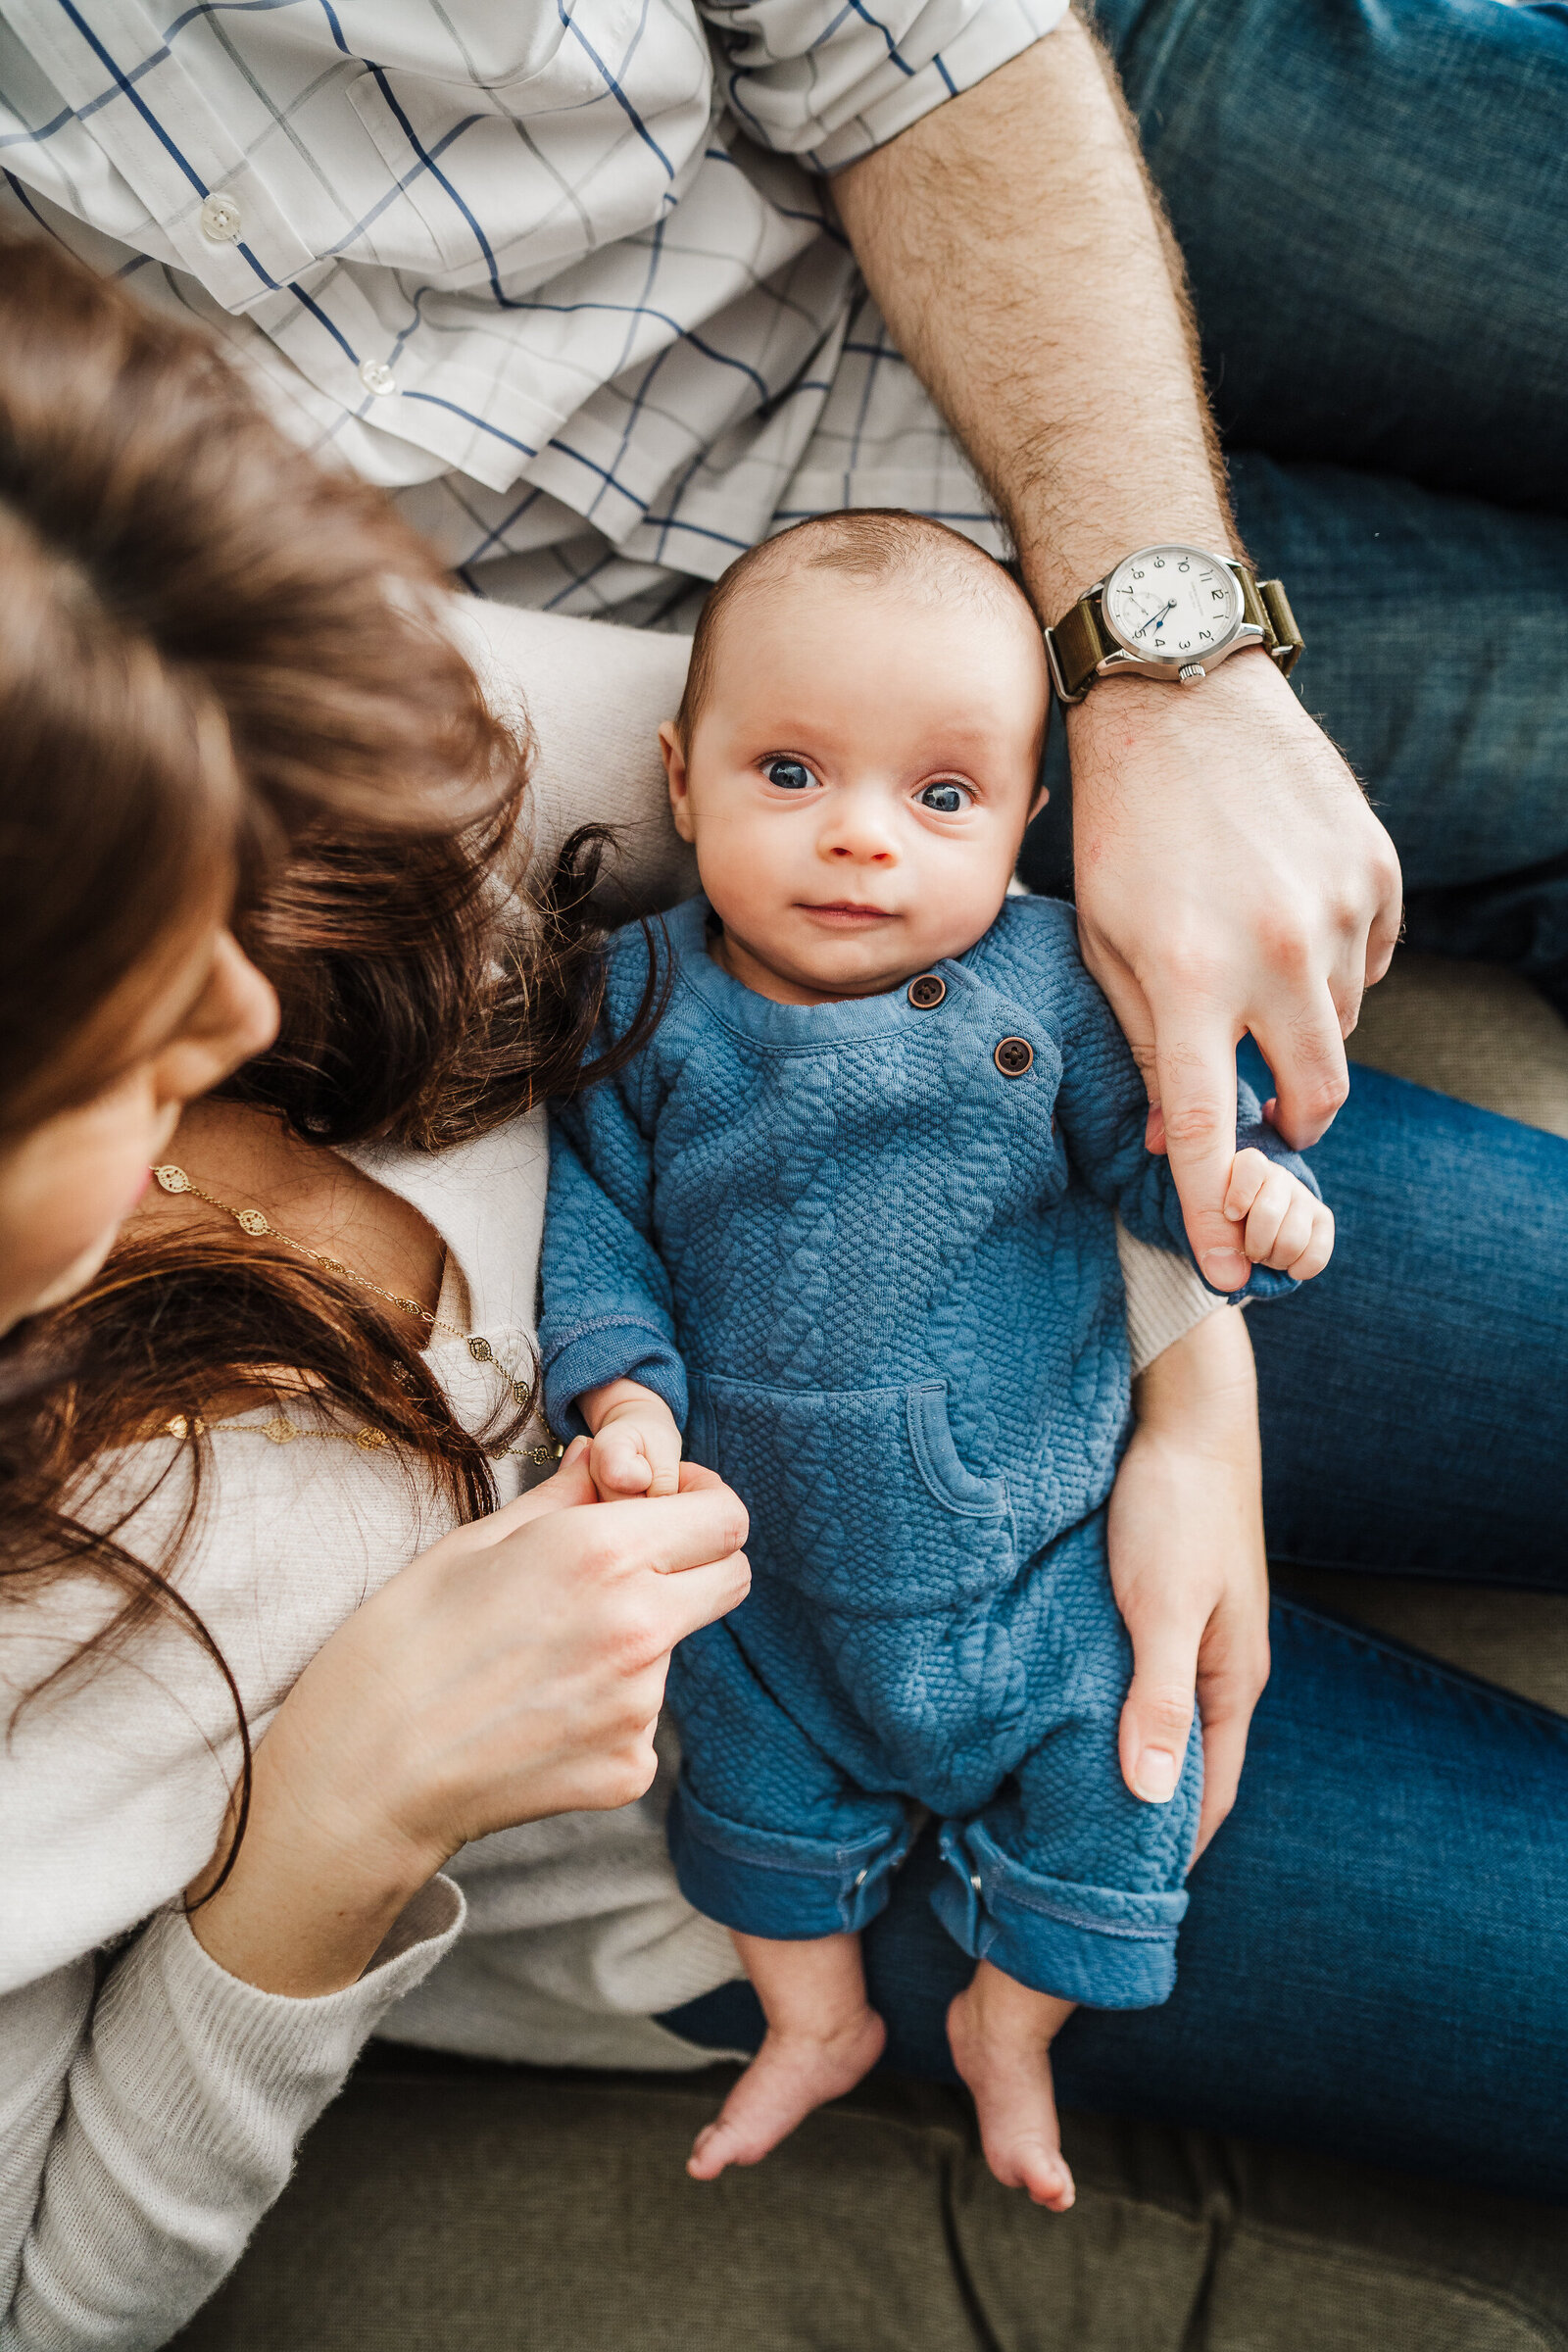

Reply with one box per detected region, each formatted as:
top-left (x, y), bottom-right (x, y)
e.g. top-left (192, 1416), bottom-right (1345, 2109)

top-left (541, 894), bottom-right (1314, 2008)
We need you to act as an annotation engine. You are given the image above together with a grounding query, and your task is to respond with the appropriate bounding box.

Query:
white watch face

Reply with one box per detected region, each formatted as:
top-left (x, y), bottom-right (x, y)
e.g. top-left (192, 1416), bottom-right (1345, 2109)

top-left (1102, 546), bottom-right (1243, 665)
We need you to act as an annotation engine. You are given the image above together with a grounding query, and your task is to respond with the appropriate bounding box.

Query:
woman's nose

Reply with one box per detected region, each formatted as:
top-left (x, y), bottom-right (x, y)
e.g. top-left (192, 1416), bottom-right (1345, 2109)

top-left (207, 931), bottom-right (280, 1069)
top-left (163, 931), bottom-right (280, 1107)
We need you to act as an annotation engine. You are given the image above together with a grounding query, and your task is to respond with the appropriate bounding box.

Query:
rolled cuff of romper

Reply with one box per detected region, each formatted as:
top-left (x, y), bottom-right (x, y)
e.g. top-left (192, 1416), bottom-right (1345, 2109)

top-left (668, 1776), bottom-right (918, 1938)
top-left (541, 1319), bottom-right (688, 1438)
top-left (933, 1819), bottom-right (1188, 2008)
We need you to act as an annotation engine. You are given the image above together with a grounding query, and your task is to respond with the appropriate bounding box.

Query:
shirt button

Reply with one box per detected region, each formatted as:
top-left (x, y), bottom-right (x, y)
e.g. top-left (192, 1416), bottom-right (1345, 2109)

top-left (994, 1037), bottom-right (1034, 1077)
top-left (199, 192), bottom-right (243, 244)
top-left (906, 973), bottom-right (947, 1009)
top-left (360, 358), bottom-right (398, 397)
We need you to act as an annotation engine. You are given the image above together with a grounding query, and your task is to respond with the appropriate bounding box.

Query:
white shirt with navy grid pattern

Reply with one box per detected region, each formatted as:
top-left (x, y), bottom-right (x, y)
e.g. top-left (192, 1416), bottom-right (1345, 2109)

top-left (0, 0), bottom-right (1064, 619)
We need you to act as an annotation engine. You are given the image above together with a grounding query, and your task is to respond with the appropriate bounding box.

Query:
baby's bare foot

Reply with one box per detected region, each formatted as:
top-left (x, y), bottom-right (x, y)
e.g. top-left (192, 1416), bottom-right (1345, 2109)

top-left (947, 1963), bottom-right (1076, 2212)
top-left (687, 2006), bottom-right (886, 2180)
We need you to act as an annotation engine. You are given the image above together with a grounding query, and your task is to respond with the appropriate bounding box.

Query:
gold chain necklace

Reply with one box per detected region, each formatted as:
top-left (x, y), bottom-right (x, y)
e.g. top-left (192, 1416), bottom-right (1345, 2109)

top-left (151, 1162), bottom-right (558, 1466)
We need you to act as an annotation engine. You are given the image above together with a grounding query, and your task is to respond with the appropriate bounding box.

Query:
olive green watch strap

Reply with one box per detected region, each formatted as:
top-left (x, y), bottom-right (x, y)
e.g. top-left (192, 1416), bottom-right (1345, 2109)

top-left (1047, 560), bottom-right (1305, 704)
top-left (1236, 566), bottom-right (1305, 677)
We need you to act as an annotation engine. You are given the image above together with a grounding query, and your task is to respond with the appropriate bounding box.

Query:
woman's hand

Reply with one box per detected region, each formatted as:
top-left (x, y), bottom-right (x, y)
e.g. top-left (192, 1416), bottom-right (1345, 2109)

top-left (1106, 1309), bottom-right (1270, 1863)
top-left (188, 1443), bottom-right (749, 1995)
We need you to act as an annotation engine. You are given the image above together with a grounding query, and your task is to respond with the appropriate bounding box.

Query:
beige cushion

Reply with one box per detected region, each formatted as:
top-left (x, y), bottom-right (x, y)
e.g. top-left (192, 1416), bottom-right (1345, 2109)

top-left (1348, 952), bottom-right (1568, 1141)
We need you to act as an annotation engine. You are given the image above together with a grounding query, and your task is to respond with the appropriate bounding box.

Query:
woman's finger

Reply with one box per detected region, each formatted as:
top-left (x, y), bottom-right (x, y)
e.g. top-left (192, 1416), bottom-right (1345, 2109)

top-left (583, 1486), bottom-right (751, 1577)
top-left (645, 1546), bottom-right (752, 1646)
top-left (1192, 1610), bottom-right (1271, 1863)
top-left (445, 1445), bottom-right (599, 1552)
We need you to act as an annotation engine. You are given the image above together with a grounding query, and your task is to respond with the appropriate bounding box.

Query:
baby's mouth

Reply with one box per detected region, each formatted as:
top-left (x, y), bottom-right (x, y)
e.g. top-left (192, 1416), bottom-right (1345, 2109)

top-left (799, 901), bottom-right (897, 924)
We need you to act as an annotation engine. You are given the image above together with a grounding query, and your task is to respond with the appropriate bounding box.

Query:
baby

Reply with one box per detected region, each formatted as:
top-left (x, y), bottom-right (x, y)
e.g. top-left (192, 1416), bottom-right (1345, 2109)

top-left (539, 512), bottom-right (1332, 2210)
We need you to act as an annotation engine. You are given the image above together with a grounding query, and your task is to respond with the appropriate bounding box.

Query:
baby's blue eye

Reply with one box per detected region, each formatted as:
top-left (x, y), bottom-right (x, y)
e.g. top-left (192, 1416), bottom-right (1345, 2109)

top-left (764, 759), bottom-right (814, 792)
top-left (918, 781), bottom-right (971, 814)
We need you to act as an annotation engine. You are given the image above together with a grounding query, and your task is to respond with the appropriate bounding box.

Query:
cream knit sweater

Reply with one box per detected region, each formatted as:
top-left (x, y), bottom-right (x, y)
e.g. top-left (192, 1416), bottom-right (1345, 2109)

top-left (0, 605), bottom-right (1223, 2352)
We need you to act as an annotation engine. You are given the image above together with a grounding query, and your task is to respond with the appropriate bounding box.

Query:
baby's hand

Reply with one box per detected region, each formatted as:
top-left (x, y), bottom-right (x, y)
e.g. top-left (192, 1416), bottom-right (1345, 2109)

top-left (581, 1380), bottom-right (684, 1498)
top-left (1222, 1149), bottom-right (1335, 1282)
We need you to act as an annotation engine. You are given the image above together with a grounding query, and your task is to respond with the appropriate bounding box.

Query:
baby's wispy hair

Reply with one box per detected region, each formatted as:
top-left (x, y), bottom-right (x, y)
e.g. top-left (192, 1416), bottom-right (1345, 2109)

top-left (674, 509), bottom-right (1032, 744)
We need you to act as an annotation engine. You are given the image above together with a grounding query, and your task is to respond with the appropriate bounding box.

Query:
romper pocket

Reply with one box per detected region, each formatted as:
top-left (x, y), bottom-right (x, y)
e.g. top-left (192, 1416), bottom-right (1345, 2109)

top-left (906, 1382), bottom-right (1009, 1517)
top-left (692, 1371), bottom-right (1013, 1618)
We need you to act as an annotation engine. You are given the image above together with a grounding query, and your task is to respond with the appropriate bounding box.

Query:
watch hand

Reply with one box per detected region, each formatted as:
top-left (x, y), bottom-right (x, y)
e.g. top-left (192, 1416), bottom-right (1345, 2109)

top-left (1132, 599), bottom-right (1177, 642)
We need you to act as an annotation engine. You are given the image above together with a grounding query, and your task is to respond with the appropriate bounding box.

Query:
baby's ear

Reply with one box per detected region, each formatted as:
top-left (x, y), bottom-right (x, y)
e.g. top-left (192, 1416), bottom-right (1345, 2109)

top-left (660, 720), bottom-right (696, 842)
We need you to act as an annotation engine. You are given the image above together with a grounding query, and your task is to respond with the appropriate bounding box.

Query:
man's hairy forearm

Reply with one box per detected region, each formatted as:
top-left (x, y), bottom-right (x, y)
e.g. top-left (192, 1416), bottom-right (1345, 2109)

top-left (832, 12), bottom-right (1237, 619)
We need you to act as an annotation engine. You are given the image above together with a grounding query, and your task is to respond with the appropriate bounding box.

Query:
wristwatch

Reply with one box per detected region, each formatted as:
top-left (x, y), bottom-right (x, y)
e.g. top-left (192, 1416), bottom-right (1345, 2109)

top-left (1043, 544), bottom-right (1304, 706)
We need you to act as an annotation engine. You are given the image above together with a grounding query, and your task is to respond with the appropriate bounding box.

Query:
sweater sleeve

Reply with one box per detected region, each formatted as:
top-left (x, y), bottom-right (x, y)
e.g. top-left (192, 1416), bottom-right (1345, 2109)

top-left (1049, 932), bottom-right (1320, 1303)
top-left (0, 1884), bottom-right (462, 2352)
top-left (539, 1081), bottom-right (690, 1441)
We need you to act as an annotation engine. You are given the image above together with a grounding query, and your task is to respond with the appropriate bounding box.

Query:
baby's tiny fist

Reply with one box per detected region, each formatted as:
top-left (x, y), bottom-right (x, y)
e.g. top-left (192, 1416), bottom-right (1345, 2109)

top-left (1224, 1150), bottom-right (1333, 1282)
top-left (589, 1425), bottom-right (655, 1498)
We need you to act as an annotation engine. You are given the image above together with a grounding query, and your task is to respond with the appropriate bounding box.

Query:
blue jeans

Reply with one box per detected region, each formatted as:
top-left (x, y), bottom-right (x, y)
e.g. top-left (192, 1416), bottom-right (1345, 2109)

top-left (663, 0), bottom-right (1568, 2203)
top-left (1022, 0), bottom-right (1568, 1007)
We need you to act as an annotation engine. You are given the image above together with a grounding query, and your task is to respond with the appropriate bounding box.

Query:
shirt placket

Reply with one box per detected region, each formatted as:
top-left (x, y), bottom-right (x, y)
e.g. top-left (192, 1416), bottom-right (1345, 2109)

top-left (8, 0), bottom-right (315, 310)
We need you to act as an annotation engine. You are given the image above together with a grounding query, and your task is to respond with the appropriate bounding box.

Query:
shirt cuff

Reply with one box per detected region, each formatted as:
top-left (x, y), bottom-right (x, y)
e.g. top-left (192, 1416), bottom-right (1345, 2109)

top-left (1115, 1220), bottom-right (1231, 1377)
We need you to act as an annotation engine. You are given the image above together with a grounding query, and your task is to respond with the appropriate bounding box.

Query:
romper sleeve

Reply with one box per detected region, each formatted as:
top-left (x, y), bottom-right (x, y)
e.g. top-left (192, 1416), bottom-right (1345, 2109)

top-left (540, 1104), bottom-right (689, 1438)
top-left (0, 1892), bottom-right (463, 2352)
top-left (538, 933), bottom-right (691, 1437)
top-left (696, 0), bottom-right (1069, 174)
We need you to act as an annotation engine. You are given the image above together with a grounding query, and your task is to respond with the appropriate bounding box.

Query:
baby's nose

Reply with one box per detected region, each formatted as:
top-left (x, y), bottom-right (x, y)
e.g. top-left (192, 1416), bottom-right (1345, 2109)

top-left (822, 800), bottom-right (897, 860)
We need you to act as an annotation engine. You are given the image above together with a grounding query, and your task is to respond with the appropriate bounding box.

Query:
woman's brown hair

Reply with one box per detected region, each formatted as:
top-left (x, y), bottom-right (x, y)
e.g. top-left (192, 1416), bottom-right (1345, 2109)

top-left (0, 234), bottom-right (657, 1876)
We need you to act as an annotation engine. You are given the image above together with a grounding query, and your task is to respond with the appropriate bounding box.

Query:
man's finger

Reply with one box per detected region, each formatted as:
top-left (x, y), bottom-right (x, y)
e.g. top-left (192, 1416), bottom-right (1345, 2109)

top-left (1250, 981), bottom-right (1349, 1152)
top-left (1363, 843), bottom-right (1405, 992)
top-left (1116, 1611), bottom-right (1200, 1809)
top-left (1079, 932), bottom-right (1160, 1106)
top-left (1151, 1004), bottom-right (1249, 1292)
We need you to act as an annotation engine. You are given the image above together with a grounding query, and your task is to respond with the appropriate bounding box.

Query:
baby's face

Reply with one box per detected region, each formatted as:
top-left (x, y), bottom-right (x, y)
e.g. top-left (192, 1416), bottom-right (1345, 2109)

top-left (662, 573), bottom-right (1050, 1004)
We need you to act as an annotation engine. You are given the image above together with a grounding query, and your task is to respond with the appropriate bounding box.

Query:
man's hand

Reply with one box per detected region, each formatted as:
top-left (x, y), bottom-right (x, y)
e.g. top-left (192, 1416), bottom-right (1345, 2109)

top-left (581, 1377), bottom-right (684, 1498)
top-left (1105, 1306), bottom-right (1269, 1861)
top-left (832, 14), bottom-right (1403, 1283)
top-left (1072, 657), bottom-right (1396, 1289)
